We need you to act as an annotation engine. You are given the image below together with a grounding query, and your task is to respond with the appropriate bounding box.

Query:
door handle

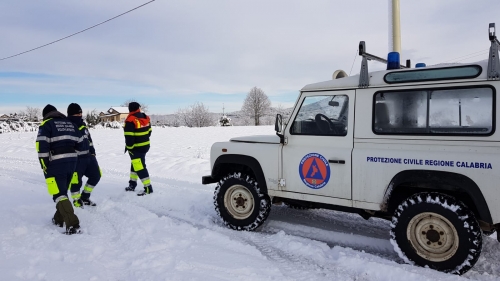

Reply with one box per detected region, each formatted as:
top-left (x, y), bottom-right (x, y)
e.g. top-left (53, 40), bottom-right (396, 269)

top-left (328, 159), bottom-right (345, 164)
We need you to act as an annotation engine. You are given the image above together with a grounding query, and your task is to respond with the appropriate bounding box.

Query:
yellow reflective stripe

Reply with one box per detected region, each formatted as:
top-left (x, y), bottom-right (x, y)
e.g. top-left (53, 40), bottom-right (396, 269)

top-left (99, 167), bottom-right (102, 177)
top-left (84, 186), bottom-right (93, 193)
top-left (40, 159), bottom-right (47, 170)
top-left (71, 193), bottom-right (81, 199)
top-left (79, 125), bottom-right (86, 130)
top-left (71, 172), bottom-right (79, 184)
top-left (40, 118), bottom-right (53, 126)
top-left (131, 158), bottom-right (144, 171)
top-left (130, 173), bottom-right (139, 180)
top-left (142, 178), bottom-right (151, 186)
top-left (46, 177), bottom-right (59, 195)
top-left (125, 140), bottom-right (150, 150)
top-left (135, 141), bottom-right (150, 147)
top-left (124, 128), bottom-right (151, 136)
top-left (36, 142), bottom-right (39, 152)
top-left (134, 128), bottom-right (152, 136)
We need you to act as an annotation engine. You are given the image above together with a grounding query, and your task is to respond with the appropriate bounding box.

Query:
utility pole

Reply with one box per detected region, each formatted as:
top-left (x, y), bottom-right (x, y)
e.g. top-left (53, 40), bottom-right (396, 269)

top-left (390, 0), bottom-right (401, 53)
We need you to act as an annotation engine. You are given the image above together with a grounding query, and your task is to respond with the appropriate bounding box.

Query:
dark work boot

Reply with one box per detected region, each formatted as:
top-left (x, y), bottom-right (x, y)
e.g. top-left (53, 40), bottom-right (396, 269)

top-left (137, 186), bottom-right (153, 196)
top-left (81, 198), bottom-right (96, 206)
top-left (125, 181), bottom-right (137, 192)
top-left (66, 225), bottom-right (82, 235)
top-left (52, 208), bottom-right (64, 227)
top-left (56, 199), bottom-right (80, 231)
top-left (73, 199), bottom-right (84, 208)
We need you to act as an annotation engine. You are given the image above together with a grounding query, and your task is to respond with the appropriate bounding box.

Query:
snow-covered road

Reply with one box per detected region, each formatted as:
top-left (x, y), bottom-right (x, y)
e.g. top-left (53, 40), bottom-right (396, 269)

top-left (0, 126), bottom-right (498, 281)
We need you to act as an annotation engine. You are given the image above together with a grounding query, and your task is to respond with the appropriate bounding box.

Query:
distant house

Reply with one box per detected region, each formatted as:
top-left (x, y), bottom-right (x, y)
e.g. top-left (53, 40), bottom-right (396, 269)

top-left (99, 107), bottom-right (129, 123)
top-left (0, 114), bottom-right (9, 121)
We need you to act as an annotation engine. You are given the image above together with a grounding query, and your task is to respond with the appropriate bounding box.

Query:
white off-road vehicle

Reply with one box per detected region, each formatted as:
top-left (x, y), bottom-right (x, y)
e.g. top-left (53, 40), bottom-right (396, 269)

top-left (202, 23), bottom-right (500, 274)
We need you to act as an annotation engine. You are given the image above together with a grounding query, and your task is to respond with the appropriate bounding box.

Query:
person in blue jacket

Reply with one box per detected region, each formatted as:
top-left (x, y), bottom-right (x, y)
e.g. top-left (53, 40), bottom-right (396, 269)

top-left (67, 103), bottom-right (101, 208)
top-left (36, 104), bottom-right (82, 235)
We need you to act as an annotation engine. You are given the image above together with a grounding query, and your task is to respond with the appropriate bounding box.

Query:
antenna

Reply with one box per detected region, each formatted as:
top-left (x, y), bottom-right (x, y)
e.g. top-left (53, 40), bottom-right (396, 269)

top-left (389, 0), bottom-right (402, 53)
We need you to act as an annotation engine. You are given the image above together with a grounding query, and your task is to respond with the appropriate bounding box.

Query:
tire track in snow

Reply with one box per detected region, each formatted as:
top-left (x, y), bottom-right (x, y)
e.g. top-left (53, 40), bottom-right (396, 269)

top-left (50, 167), bottom-right (500, 279)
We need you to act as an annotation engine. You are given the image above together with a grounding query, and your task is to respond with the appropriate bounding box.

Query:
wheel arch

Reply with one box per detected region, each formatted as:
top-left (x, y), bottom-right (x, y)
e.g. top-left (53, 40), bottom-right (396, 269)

top-left (382, 170), bottom-right (492, 224)
top-left (212, 154), bottom-right (268, 194)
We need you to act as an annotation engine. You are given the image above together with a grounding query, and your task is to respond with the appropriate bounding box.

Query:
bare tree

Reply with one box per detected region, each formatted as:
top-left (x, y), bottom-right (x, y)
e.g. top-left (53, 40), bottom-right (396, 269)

top-left (121, 99), bottom-right (149, 113)
top-left (174, 102), bottom-right (214, 127)
top-left (175, 107), bottom-right (193, 127)
top-left (191, 102), bottom-right (214, 127)
top-left (241, 87), bottom-right (271, 126)
top-left (25, 106), bottom-right (41, 122)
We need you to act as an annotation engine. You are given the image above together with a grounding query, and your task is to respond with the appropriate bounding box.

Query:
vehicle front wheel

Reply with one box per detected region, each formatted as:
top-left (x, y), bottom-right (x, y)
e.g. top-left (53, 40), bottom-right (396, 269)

top-left (214, 172), bottom-right (271, 231)
top-left (390, 192), bottom-right (482, 275)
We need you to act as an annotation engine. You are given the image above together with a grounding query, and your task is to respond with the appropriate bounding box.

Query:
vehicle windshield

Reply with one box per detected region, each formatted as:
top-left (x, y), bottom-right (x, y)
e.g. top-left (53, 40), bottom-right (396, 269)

top-left (297, 95), bottom-right (347, 121)
top-left (290, 95), bottom-right (349, 136)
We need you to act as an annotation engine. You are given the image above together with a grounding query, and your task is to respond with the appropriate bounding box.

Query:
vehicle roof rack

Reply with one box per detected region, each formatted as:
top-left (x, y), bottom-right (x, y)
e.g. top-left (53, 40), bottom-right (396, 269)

top-left (357, 41), bottom-right (409, 88)
top-left (358, 23), bottom-right (500, 87)
top-left (487, 23), bottom-right (500, 80)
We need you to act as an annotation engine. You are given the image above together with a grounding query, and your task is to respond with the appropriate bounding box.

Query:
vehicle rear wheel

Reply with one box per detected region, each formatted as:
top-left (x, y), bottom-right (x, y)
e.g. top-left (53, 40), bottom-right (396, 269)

top-left (390, 192), bottom-right (482, 275)
top-left (214, 172), bottom-right (271, 231)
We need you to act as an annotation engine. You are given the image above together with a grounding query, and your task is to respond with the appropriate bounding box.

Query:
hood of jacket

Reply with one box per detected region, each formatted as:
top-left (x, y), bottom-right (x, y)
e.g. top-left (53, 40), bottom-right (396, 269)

top-left (44, 110), bottom-right (66, 120)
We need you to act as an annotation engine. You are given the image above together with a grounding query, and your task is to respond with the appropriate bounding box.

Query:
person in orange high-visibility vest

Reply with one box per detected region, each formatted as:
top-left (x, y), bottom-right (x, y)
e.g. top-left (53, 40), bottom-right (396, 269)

top-left (124, 102), bottom-right (153, 196)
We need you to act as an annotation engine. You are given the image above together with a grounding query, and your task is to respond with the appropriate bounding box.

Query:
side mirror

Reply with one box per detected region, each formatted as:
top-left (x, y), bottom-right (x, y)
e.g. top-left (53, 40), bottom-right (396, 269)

top-left (275, 114), bottom-right (283, 133)
top-left (329, 101), bottom-right (339, 107)
top-left (275, 114), bottom-right (285, 144)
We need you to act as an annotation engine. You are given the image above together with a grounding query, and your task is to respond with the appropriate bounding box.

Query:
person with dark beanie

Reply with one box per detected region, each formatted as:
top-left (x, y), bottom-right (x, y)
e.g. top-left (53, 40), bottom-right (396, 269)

top-left (67, 103), bottom-right (101, 208)
top-left (124, 102), bottom-right (153, 196)
top-left (36, 104), bottom-right (82, 234)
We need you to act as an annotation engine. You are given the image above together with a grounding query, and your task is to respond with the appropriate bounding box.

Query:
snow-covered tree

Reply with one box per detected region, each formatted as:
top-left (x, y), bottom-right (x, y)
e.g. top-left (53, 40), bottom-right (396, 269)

top-left (121, 99), bottom-right (149, 113)
top-left (219, 115), bottom-right (232, 126)
top-left (85, 109), bottom-right (100, 127)
top-left (241, 87), bottom-right (271, 126)
top-left (25, 106), bottom-right (41, 122)
top-left (175, 102), bottom-right (214, 127)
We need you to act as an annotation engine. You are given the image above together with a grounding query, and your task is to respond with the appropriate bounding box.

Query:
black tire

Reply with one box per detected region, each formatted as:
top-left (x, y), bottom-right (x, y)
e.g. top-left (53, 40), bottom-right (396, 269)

top-left (213, 172), bottom-right (271, 231)
top-left (390, 192), bottom-right (482, 275)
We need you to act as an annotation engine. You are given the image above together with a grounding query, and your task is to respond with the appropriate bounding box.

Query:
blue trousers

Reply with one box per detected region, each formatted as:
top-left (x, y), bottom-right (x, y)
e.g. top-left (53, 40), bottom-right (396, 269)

top-left (70, 156), bottom-right (101, 200)
top-left (128, 152), bottom-right (152, 192)
top-left (44, 161), bottom-right (77, 202)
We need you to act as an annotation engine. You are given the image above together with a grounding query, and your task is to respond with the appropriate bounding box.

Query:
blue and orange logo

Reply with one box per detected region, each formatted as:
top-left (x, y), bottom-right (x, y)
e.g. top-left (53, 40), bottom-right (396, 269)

top-left (299, 153), bottom-right (330, 189)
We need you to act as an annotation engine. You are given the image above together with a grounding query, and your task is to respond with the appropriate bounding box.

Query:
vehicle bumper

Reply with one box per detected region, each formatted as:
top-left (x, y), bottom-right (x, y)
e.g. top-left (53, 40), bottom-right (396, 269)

top-left (202, 175), bottom-right (217, 185)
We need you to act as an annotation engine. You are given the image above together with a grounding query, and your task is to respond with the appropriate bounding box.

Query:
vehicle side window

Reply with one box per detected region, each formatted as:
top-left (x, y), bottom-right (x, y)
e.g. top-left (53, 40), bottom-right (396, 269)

top-left (290, 95), bottom-right (348, 136)
top-left (373, 86), bottom-right (494, 135)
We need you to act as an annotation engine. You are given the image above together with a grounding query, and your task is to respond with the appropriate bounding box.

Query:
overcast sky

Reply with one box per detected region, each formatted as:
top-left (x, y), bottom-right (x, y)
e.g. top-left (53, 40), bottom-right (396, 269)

top-left (0, 0), bottom-right (498, 115)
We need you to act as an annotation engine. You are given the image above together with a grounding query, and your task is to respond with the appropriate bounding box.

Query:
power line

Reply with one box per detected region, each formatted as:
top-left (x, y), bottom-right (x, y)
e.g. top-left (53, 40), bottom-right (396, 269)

top-left (443, 48), bottom-right (489, 63)
top-left (0, 0), bottom-right (155, 61)
top-left (453, 51), bottom-right (489, 63)
top-left (349, 48), bottom-right (357, 76)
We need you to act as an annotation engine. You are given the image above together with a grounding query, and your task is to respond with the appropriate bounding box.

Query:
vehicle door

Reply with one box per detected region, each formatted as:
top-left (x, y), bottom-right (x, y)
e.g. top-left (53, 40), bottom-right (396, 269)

top-left (281, 90), bottom-right (354, 199)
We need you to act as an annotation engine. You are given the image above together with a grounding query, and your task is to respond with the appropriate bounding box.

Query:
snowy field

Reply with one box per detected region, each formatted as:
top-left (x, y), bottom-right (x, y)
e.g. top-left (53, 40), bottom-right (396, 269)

top-left (0, 126), bottom-right (499, 281)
